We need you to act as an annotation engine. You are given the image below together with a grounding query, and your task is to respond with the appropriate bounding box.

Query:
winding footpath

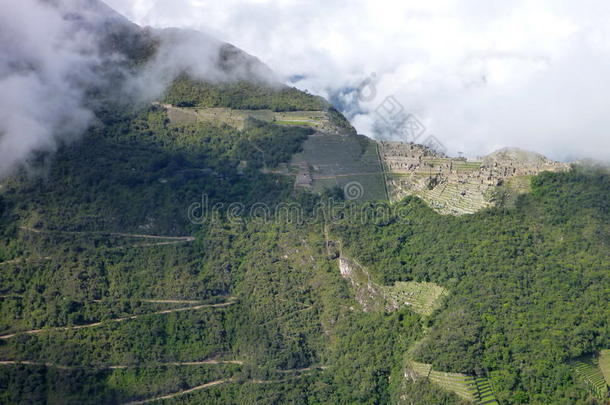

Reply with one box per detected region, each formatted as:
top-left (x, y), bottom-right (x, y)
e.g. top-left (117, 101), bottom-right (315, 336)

top-left (0, 226), bottom-right (326, 403)
top-left (122, 374), bottom-right (319, 405)
top-left (122, 379), bottom-right (237, 405)
top-left (0, 299), bottom-right (237, 340)
top-left (0, 229), bottom-right (195, 266)
top-left (0, 360), bottom-right (326, 404)
top-left (19, 226), bottom-right (195, 247)
top-left (0, 359), bottom-right (244, 369)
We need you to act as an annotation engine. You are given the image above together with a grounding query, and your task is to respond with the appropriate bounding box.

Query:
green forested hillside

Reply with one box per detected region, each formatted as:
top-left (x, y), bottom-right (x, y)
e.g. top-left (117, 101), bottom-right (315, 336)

top-left (0, 96), bottom-right (449, 404)
top-left (334, 168), bottom-right (610, 404)
top-left (0, 43), bottom-right (609, 404)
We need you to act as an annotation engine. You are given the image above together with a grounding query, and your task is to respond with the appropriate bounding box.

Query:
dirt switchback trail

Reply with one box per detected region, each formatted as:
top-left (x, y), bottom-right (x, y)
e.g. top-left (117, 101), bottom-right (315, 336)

top-left (0, 361), bottom-right (325, 371)
top-left (0, 300), bottom-right (237, 340)
top-left (122, 376), bottom-right (308, 405)
top-left (0, 360), bottom-right (325, 404)
top-left (0, 359), bottom-right (244, 369)
top-left (19, 227), bottom-right (195, 247)
top-left (276, 365), bottom-right (328, 373)
top-left (2, 228), bottom-right (195, 264)
top-left (2, 297), bottom-right (230, 305)
top-left (91, 298), bottom-right (210, 305)
top-left (122, 379), bottom-right (237, 405)
top-left (106, 233), bottom-right (195, 247)
top-left (0, 256), bottom-right (52, 266)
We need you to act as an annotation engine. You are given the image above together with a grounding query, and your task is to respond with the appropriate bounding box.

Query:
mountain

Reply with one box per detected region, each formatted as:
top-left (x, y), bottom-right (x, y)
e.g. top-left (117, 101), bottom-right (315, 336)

top-left (0, 2), bottom-right (608, 405)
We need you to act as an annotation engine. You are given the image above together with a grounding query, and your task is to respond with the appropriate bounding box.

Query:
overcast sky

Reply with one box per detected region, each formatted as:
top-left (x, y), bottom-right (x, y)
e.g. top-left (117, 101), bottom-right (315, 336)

top-left (106, 1), bottom-right (610, 160)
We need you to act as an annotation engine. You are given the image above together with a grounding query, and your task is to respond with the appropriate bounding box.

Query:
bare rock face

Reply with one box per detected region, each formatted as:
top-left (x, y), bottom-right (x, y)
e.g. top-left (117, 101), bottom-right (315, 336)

top-left (338, 256), bottom-right (446, 315)
top-left (380, 142), bottom-right (570, 215)
top-left (338, 257), bottom-right (385, 312)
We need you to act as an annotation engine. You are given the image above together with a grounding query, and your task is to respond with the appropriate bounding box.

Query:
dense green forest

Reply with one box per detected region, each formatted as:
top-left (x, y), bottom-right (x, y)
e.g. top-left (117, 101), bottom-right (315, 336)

top-left (163, 75), bottom-right (328, 112)
top-left (333, 168), bottom-right (610, 404)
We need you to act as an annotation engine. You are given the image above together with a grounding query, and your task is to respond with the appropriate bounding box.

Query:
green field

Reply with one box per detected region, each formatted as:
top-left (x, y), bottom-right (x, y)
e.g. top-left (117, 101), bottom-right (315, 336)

top-left (506, 175), bottom-right (533, 194)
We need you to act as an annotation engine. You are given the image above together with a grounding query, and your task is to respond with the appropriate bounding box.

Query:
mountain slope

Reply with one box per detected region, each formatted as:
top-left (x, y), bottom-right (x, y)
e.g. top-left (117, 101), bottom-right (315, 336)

top-left (0, 2), bottom-right (608, 405)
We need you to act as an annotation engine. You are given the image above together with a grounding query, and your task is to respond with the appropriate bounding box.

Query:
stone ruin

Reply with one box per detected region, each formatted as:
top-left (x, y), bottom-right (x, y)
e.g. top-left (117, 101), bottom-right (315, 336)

top-left (379, 142), bottom-right (570, 214)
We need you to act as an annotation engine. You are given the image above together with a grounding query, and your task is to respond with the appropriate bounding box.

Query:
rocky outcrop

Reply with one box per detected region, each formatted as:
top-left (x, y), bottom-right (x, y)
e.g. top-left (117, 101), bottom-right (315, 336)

top-left (338, 256), bottom-right (446, 315)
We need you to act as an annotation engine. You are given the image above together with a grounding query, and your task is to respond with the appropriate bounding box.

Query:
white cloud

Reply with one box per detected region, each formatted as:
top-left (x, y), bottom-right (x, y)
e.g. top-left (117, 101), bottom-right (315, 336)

top-left (0, 0), bottom-right (266, 177)
top-left (109, 0), bottom-right (610, 160)
top-left (0, 0), bottom-right (99, 176)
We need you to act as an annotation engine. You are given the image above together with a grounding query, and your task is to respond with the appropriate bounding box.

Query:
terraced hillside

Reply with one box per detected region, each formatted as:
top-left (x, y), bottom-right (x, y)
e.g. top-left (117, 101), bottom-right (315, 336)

top-left (601, 350), bottom-right (610, 387)
top-left (160, 104), bottom-right (387, 202)
top-left (573, 355), bottom-right (609, 400)
top-left (161, 105), bottom-right (570, 213)
top-left (2, 2), bottom-right (609, 404)
top-left (291, 134), bottom-right (387, 201)
top-left (162, 103), bottom-right (572, 213)
top-left (408, 361), bottom-right (499, 404)
top-left (416, 180), bottom-right (492, 215)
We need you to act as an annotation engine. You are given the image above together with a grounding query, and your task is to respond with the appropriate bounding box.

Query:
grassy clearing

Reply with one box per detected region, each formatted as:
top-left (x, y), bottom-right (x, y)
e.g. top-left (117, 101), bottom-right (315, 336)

top-left (506, 175), bottom-right (533, 194)
top-left (165, 107), bottom-right (198, 125)
top-left (164, 105), bottom-right (332, 131)
top-left (452, 161), bottom-right (483, 171)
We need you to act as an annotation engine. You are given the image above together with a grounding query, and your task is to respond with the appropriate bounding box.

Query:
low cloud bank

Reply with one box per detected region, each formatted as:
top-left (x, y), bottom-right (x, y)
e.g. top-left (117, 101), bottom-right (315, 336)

top-left (108, 0), bottom-right (610, 162)
top-left (0, 0), bottom-right (272, 177)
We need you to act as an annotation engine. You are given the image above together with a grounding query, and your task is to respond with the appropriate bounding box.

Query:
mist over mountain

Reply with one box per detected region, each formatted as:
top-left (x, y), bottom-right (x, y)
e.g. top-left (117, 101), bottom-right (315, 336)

top-left (0, 0), bottom-right (274, 177)
top-left (4, 0), bottom-right (610, 175)
top-left (107, 0), bottom-right (610, 162)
